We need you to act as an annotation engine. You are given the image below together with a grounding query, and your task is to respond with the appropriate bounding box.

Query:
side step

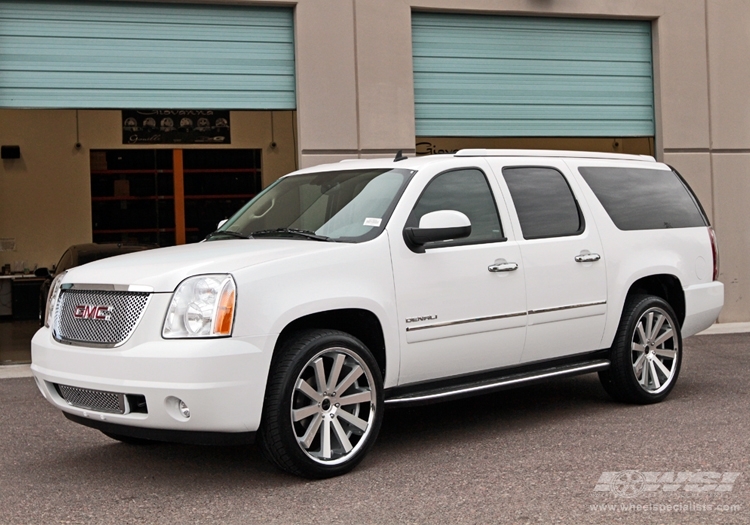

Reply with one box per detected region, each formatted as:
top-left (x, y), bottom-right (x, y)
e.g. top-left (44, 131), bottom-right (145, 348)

top-left (384, 359), bottom-right (610, 406)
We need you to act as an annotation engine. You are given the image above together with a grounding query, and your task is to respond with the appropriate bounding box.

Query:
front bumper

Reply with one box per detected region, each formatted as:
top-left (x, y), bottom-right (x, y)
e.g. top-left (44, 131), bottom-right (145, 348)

top-left (31, 297), bottom-right (275, 435)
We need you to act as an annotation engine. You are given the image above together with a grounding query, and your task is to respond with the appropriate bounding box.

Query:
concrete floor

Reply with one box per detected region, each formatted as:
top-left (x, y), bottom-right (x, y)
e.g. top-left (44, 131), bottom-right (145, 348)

top-left (0, 319), bottom-right (36, 364)
top-left (1, 333), bottom-right (748, 524)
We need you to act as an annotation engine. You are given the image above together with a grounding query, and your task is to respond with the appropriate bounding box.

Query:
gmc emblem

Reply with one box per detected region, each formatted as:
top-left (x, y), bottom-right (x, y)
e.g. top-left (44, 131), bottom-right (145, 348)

top-left (73, 305), bottom-right (114, 321)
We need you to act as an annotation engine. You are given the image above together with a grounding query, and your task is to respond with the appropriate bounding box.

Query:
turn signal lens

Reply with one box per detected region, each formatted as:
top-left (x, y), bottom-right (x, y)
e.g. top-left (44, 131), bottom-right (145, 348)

top-left (213, 287), bottom-right (236, 336)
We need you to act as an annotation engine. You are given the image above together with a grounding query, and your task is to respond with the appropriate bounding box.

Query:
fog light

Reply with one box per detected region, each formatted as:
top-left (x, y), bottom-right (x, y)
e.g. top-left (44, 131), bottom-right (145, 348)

top-left (178, 400), bottom-right (190, 418)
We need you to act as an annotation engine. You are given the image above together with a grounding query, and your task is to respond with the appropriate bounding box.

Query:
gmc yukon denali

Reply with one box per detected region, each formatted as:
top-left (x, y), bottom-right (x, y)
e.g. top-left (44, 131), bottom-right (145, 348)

top-left (31, 149), bottom-right (724, 478)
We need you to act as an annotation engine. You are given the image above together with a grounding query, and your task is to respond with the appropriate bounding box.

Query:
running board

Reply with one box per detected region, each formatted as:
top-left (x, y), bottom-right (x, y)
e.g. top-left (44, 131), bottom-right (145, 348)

top-left (384, 359), bottom-right (610, 406)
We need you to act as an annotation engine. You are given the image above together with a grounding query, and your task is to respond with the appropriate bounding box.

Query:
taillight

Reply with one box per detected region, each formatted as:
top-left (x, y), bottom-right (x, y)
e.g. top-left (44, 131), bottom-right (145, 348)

top-left (708, 227), bottom-right (720, 281)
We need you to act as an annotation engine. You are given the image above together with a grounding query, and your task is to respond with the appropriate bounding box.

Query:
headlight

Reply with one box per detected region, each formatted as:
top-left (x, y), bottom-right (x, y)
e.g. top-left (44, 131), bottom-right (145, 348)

top-left (162, 274), bottom-right (236, 338)
top-left (45, 271), bottom-right (67, 328)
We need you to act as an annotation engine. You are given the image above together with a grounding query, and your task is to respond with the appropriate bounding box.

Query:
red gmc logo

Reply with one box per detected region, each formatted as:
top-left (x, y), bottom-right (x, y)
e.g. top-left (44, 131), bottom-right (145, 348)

top-left (73, 305), bottom-right (114, 321)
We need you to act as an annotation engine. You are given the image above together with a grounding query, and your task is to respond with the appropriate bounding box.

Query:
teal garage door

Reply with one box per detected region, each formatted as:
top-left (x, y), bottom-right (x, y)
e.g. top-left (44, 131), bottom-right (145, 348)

top-left (412, 13), bottom-right (654, 137)
top-left (0, 0), bottom-right (295, 109)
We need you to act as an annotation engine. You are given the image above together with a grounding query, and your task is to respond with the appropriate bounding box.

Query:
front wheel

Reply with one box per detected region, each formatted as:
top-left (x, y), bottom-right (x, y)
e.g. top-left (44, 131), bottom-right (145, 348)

top-left (258, 329), bottom-right (384, 478)
top-left (599, 295), bottom-right (682, 404)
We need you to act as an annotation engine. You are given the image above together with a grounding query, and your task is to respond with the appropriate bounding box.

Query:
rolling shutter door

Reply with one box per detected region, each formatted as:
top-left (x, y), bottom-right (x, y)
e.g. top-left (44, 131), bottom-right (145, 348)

top-left (0, 0), bottom-right (295, 109)
top-left (412, 13), bottom-right (654, 137)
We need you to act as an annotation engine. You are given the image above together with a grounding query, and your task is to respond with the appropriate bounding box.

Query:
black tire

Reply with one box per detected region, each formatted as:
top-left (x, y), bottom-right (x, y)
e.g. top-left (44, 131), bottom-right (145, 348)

top-left (599, 295), bottom-right (682, 404)
top-left (258, 329), bottom-right (384, 479)
top-left (101, 431), bottom-right (158, 446)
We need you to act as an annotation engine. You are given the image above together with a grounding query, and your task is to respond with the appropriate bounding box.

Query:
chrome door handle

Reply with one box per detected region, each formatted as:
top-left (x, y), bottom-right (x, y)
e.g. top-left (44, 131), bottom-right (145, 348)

top-left (575, 253), bottom-right (601, 263)
top-left (488, 262), bottom-right (519, 272)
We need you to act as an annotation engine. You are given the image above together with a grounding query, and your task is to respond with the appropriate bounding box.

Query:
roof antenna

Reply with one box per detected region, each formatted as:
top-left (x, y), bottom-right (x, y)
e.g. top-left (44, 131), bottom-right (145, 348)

top-left (393, 150), bottom-right (407, 162)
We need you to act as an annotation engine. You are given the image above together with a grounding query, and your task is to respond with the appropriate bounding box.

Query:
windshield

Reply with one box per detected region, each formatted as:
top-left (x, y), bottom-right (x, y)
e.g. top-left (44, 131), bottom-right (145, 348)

top-left (211, 168), bottom-right (414, 242)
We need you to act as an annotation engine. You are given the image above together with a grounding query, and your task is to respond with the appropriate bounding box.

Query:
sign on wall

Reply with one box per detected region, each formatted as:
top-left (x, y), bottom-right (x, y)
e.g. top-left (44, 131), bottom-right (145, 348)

top-left (122, 110), bottom-right (231, 145)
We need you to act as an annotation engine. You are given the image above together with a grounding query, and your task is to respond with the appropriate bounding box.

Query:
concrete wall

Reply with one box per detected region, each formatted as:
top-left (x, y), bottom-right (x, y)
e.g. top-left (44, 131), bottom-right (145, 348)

top-left (1, 0), bottom-right (749, 321)
top-left (0, 109), bottom-right (296, 270)
top-left (705, 0), bottom-right (750, 322)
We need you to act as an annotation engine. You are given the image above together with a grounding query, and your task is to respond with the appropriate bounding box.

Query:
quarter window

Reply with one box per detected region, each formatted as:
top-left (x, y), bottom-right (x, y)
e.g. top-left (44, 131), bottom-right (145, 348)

top-left (578, 166), bottom-right (707, 230)
top-left (502, 167), bottom-right (583, 239)
top-left (406, 169), bottom-right (504, 248)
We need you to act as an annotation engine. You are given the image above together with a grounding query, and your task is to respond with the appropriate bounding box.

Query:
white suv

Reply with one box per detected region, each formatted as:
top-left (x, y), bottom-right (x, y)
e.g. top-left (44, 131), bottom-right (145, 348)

top-left (32, 149), bottom-right (723, 478)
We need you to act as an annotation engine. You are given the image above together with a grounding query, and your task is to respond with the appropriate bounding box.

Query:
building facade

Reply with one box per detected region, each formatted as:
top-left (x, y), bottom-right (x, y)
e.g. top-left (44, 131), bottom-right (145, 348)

top-left (0, 0), bottom-right (748, 322)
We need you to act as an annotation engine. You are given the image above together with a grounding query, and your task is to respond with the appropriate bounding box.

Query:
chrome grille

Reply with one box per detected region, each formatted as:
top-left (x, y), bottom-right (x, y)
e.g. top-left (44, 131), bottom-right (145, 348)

top-left (56, 384), bottom-right (127, 414)
top-left (54, 289), bottom-right (150, 347)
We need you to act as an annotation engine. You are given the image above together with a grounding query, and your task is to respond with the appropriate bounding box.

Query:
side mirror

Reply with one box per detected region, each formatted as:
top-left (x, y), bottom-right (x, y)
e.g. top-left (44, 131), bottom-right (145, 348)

top-left (34, 267), bottom-right (51, 278)
top-left (217, 219), bottom-right (228, 229)
top-left (404, 210), bottom-right (471, 252)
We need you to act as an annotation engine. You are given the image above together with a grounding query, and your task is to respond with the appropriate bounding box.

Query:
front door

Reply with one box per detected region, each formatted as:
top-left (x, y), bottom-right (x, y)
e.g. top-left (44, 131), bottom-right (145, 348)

top-left (389, 165), bottom-right (527, 385)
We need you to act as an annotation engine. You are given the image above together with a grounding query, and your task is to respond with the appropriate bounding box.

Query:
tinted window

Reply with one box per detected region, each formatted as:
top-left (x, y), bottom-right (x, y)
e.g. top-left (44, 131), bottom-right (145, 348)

top-left (502, 167), bottom-right (583, 239)
top-left (578, 167), bottom-right (708, 230)
top-left (407, 169), bottom-right (504, 247)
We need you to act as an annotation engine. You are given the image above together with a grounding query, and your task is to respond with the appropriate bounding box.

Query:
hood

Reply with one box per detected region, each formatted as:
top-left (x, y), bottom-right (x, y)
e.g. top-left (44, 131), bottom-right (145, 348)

top-left (62, 239), bottom-right (345, 292)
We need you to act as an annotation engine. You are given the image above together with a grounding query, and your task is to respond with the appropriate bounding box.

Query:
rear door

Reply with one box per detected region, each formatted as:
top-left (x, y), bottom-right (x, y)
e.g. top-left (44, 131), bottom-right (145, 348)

top-left (487, 158), bottom-right (608, 363)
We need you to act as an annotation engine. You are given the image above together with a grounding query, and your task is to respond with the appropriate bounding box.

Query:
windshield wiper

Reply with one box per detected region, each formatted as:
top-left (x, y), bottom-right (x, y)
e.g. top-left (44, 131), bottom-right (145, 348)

top-left (250, 228), bottom-right (333, 242)
top-left (205, 230), bottom-right (251, 241)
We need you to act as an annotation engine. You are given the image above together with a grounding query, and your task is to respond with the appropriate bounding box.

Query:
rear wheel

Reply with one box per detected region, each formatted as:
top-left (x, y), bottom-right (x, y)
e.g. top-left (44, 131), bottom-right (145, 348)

top-left (599, 295), bottom-right (682, 404)
top-left (259, 329), bottom-right (383, 478)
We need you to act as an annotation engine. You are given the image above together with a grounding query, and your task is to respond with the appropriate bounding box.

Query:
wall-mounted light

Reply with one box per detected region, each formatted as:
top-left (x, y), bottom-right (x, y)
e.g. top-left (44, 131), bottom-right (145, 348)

top-left (1, 145), bottom-right (20, 159)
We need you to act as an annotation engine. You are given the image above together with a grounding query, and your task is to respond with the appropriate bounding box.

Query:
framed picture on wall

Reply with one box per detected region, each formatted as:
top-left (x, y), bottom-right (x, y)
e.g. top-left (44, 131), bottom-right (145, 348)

top-left (122, 110), bottom-right (231, 145)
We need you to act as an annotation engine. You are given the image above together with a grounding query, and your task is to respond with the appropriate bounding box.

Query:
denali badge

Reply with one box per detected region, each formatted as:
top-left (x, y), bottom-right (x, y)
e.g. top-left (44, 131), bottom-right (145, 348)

top-left (405, 315), bottom-right (437, 323)
top-left (73, 305), bottom-right (114, 321)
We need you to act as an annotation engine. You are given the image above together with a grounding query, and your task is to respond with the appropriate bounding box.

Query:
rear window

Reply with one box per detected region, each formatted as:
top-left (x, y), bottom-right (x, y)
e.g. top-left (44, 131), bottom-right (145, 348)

top-left (578, 167), bottom-right (707, 230)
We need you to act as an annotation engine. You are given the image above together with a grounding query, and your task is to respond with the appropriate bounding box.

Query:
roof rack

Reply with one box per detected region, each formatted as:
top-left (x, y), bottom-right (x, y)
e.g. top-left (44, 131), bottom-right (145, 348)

top-left (454, 149), bottom-right (655, 162)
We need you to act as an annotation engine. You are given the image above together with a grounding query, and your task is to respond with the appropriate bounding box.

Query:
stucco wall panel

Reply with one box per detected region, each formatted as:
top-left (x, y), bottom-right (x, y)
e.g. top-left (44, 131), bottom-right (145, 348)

top-left (706, 0), bottom-right (750, 150)
top-left (295, 0), bottom-right (358, 152)
top-left (662, 152), bottom-right (713, 221)
top-left (711, 154), bottom-right (750, 322)
top-left (354, 0), bottom-right (415, 151)
top-left (654, 0), bottom-right (710, 150)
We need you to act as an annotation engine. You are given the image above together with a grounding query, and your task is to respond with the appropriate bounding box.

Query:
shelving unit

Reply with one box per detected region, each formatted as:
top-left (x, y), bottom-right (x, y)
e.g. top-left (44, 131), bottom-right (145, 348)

top-left (90, 149), bottom-right (262, 247)
top-left (182, 149), bottom-right (262, 244)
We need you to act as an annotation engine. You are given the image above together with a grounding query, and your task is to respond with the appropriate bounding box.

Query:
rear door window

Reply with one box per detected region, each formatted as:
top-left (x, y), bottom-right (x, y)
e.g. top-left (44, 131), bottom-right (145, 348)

top-left (578, 167), bottom-right (707, 230)
top-left (502, 167), bottom-right (584, 239)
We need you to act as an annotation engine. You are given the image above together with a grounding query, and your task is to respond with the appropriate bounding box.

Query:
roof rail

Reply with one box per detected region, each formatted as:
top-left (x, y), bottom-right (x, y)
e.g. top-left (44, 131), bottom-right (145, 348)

top-left (454, 149), bottom-right (655, 162)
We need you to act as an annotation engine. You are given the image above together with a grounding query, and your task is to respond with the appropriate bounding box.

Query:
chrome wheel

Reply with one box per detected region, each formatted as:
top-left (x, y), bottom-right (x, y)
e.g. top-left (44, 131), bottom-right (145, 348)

top-left (291, 347), bottom-right (377, 465)
top-left (599, 295), bottom-right (682, 404)
top-left (631, 306), bottom-right (679, 394)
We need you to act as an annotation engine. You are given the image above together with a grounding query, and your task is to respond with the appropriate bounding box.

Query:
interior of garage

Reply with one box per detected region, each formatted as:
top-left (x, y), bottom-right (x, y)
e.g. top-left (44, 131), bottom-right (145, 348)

top-left (0, 108), bottom-right (296, 344)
